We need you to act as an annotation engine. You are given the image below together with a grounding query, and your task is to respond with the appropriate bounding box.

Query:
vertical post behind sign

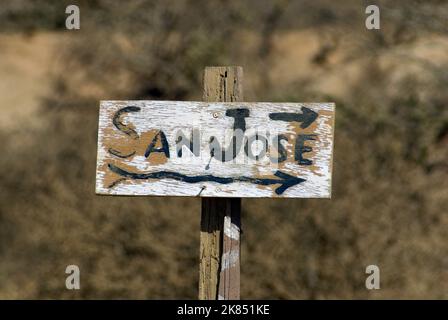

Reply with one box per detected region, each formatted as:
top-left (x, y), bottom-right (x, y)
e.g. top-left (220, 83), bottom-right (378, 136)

top-left (199, 66), bottom-right (243, 300)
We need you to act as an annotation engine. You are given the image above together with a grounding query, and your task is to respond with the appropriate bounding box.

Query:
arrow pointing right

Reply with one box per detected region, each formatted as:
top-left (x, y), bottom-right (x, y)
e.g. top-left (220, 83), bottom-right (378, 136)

top-left (269, 106), bottom-right (318, 129)
top-left (107, 163), bottom-right (305, 195)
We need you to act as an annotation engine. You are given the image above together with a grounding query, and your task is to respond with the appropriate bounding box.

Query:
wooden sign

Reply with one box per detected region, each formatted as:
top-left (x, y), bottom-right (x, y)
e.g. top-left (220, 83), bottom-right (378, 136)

top-left (96, 101), bottom-right (335, 198)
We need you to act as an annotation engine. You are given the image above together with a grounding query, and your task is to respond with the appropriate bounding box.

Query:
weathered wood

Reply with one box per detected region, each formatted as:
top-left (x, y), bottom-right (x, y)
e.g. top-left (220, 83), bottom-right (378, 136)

top-left (218, 197), bottom-right (241, 300)
top-left (94, 65), bottom-right (336, 300)
top-left (95, 99), bottom-right (335, 198)
top-left (199, 66), bottom-right (243, 300)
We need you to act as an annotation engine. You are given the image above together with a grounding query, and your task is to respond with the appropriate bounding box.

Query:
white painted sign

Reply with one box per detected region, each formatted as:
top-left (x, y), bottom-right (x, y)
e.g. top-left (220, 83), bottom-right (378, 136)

top-left (96, 101), bottom-right (335, 198)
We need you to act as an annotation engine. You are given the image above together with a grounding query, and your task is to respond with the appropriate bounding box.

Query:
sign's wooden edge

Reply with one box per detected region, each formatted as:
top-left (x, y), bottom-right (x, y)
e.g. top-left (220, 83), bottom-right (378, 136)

top-left (328, 102), bottom-right (335, 200)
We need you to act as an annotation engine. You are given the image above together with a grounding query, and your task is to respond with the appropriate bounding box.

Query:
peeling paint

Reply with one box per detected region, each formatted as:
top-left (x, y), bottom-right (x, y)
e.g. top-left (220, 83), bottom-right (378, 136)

top-left (96, 101), bottom-right (335, 198)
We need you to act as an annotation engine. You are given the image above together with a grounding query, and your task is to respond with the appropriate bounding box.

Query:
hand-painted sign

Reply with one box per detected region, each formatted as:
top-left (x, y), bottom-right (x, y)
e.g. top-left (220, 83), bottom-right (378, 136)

top-left (96, 101), bottom-right (335, 198)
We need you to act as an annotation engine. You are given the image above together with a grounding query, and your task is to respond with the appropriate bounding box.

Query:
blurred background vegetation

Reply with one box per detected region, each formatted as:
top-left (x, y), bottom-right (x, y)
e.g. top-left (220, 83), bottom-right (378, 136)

top-left (0, 0), bottom-right (447, 298)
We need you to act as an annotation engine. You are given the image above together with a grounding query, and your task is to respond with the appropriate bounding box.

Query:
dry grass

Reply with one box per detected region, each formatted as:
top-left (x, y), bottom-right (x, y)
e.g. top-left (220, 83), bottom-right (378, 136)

top-left (0, 1), bottom-right (447, 299)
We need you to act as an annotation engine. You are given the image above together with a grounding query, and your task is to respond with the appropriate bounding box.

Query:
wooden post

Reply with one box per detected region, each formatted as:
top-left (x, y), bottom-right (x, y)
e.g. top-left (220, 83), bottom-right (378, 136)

top-left (199, 66), bottom-right (243, 300)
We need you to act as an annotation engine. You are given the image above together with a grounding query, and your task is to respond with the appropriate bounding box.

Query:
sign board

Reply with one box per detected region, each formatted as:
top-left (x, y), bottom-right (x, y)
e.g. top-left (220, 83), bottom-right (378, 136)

top-left (96, 101), bottom-right (335, 198)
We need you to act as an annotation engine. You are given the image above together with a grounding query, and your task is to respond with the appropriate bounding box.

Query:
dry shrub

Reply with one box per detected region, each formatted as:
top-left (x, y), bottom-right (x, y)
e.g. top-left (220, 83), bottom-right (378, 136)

top-left (0, 0), bottom-right (447, 298)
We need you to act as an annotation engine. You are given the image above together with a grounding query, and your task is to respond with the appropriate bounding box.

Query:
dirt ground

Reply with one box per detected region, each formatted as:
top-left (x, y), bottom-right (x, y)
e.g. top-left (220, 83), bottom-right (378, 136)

top-left (0, 33), bottom-right (61, 130)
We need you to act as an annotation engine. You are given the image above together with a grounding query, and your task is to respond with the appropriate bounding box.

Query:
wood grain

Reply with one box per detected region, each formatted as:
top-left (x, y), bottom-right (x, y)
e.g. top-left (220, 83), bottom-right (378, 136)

top-left (95, 99), bottom-right (335, 198)
top-left (199, 66), bottom-right (243, 300)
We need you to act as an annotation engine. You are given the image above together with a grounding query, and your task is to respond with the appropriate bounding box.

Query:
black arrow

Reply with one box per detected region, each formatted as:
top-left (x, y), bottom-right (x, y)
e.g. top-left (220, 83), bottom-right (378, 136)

top-left (107, 163), bottom-right (305, 195)
top-left (269, 107), bottom-right (318, 129)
